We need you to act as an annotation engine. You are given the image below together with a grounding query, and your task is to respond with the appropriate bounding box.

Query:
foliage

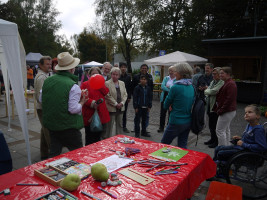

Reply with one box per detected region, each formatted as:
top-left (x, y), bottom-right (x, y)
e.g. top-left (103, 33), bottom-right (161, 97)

top-left (95, 0), bottom-right (143, 73)
top-left (0, 0), bottom-right (72, 57)
top-left (77, 29), bottom-right (109, 63)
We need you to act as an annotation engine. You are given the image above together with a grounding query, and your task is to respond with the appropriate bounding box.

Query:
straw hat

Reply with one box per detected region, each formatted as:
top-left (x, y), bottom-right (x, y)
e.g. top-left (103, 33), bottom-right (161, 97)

top-left (55, 52), bottom-right (80, 71)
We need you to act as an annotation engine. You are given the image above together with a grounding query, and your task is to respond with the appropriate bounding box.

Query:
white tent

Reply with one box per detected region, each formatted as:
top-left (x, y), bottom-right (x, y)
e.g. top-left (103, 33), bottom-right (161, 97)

top-left (144, 50), bottom-right (207, 67)
top-left (83, 61), bottom-right (103, 67)
top-left (26, 52), bottom-right (43, 66)
top-left (0, 19), bottom-right (31, 165)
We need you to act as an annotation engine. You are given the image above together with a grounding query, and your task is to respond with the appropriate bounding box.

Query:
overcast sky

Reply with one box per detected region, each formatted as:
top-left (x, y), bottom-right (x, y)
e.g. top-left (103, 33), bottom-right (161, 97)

top-left (2, 0), bottom-right (96, 39)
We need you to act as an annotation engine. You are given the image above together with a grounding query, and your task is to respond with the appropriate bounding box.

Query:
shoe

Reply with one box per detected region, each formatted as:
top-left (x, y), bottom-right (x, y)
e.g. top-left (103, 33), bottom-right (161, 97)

top-left (123, 128), bottom-right (130, 133)
top-left (141, 133), bottom-right (151, 137)
top-left (204, 139), bottom-right (213, 145)
top-left (208, 143), bottom-right (218, 148)
top-left (157, 128), bottom-right (164, 133)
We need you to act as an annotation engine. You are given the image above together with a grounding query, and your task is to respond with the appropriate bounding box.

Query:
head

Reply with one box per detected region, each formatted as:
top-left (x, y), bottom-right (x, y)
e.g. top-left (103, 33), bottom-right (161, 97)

top-left (102, 62), bottom-right (112, 75)
top-left (110, 67), bottom-right (121, 82)
top-left (88, 67), bottom-right (101, 76)
top-left (219, 66), bottom-right (232, 81)
top-left (140, 75), bottom-right (147, 86)
top-left (173, 62), bottom-right (193, 80)
top-left (55, 52), bottom-right (80, 74)
top-left (205, 63), bottom-right (214, 76)
top-left (140, 64), bottom-right (149, 75)
top-left (168, 65), bottom-right (176, 78)
top-left (114, 63), bottom-right (119, 68)
top-left (27, 65), bottom-right (30, 70)
top-left (39, 56), bottom-right (52, 73)
top-left (194, 66), bottom-right (201, 74)
top-left (212, 67), bottom-right (221, 81)
top-left (119, 62), bottom-right (127, 74)
top-left (244, 104), bottom-right (261, 124)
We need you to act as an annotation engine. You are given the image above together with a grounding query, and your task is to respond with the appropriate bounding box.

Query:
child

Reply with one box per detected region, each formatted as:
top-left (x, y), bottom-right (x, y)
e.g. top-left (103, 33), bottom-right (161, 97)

top-left (213, 104), bottom-right (267, 162)
top-left (133, 75), bottom-right (153, 138)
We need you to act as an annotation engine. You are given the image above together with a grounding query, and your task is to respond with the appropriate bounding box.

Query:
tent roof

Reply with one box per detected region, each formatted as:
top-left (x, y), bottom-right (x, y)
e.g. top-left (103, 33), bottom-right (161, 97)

top-left (83, 61), bottom-right (103, 67)
top-left (144, 51), bottom-right (207, 66)
top-left (26, 52), bottom-right (43, 62)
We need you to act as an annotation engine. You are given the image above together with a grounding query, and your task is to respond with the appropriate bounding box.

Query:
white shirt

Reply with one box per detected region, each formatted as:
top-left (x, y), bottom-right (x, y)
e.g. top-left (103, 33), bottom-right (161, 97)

top-left (39, 84), bottom-right (82, 114)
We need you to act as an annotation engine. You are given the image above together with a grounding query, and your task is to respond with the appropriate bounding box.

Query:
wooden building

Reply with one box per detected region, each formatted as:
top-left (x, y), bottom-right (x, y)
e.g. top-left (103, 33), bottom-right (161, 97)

top-left (202, 36), bottom-right (267, 104)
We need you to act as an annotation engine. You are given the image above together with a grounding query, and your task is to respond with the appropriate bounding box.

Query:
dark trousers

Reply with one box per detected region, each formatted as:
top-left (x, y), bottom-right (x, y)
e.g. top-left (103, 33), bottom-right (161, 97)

top-left (159, 92), bottom-right (169, 129)
top-left (208, 111), bottom-right (219, 144)
top-left (27, 79), bottom-right (34, 90)
top-left (49, 128), bottom-right (83, 158)
top-left (122, 100), bottom-right (128, 128)
top-left (134, 108), bottom-right (148, 137)
top-left (213, 145), bottom-right (241, 161)
top-left (85, 124), bottom-right (106, 145)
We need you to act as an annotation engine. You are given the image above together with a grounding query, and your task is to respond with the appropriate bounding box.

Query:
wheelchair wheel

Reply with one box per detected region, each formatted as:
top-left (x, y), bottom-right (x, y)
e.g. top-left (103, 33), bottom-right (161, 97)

top-left (225, 151), bottom-right (267, 199)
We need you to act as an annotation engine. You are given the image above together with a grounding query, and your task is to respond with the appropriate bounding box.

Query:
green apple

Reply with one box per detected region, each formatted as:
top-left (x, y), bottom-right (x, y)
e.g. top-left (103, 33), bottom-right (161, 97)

top-left (91, 163), bottom-right (109, 182)
top-left (60, 174), bottom-right (81, 191)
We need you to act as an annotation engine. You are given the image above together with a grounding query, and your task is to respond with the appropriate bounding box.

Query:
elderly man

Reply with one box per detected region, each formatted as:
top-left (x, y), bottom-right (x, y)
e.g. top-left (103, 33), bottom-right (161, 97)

top-left (41, 52), bottom-right (88, 157)
top-left (102, 62), bottom-right (112, 81)
top-left (34, 56), bottom-right (52, 160)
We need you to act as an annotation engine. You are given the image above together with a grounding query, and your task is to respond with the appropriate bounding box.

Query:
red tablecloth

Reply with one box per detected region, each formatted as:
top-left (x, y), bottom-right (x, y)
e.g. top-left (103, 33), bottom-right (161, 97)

top-left (0, 135), bottom-right (216, 200)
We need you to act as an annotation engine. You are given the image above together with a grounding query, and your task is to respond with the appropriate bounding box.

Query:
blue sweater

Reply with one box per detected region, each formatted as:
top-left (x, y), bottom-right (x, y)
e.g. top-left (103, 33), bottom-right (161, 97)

top-left (164, 82), bottom-right (194, 125)
top-left (235, 124), bottom-right (267, 152)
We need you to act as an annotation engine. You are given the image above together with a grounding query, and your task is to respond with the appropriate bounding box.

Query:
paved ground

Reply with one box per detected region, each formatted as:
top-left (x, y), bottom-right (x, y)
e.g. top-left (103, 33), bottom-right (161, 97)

top-left (0, 93), bottom-right (265, 199)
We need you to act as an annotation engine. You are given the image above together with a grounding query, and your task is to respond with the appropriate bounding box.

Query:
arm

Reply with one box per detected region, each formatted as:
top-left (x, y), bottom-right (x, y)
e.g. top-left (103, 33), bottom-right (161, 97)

top-left (120, 82), bottom-right (128, 105)
top-left (217, 82), bottom-right (236, 115)
top-left (204, 80), bottom-right (224, 96)
top-left (99, 85), bottom-right (109, 96)
top-left (163, 86), bottom-right (174, 110)
top-left (161, 77), bottom-right (170, 92)
top-left (35, 75), bottom-right (46, 104)
top-left (68, 84), bottom-right (85, 114)
top-left (105, 82), bottom-right (118, 107)
top-left (133, 86), bottom-right (138, 109)
top-left (126, 76), bottom-right (132, 99)
top-left (240, 128), bottom-right (267, 152)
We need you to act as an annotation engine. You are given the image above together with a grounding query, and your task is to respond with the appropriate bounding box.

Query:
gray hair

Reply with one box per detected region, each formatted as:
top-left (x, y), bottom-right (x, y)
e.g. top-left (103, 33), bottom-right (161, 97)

top-left (39, 56), bottom-right (52, 65)
top-left (103, 62), bottom-right (112, 68)
top-left (168, 65), bottom-right (176, 72)
top-left (174, 62), bottom-right (193, 79)
top-left (212, 67), bottom-right (221, 74)
top-left (110, 67), bottom-right (121, 75)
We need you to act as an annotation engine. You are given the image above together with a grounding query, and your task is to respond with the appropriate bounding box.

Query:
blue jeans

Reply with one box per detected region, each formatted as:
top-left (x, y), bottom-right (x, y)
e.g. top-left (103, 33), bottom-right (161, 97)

top-left (213, 145), bottom-right (241, 161)
top-left (161, 122), bottom-right (191, 149)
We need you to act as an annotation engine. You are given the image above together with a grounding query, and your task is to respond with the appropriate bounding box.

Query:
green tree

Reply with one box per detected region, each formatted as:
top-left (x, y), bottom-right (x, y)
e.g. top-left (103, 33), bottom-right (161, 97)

top-left (77, 29), bottom-right (107, 63)
top-left (95, 0), bottom-right (142, 73)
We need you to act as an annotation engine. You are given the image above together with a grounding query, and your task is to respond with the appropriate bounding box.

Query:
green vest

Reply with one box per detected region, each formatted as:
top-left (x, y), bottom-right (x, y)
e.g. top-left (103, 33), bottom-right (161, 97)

top-left (42, 71), bottom-right (83, 131)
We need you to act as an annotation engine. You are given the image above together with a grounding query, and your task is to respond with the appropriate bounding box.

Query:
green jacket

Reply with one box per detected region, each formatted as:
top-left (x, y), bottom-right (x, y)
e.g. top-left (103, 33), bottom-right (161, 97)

top-left (42, 71), bottom-right (83, 131)
top-left (204, 79), bottom-right (224, 112)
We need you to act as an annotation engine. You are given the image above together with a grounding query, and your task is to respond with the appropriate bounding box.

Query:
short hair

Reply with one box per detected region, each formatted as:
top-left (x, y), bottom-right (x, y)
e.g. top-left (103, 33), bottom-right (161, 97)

top-left (221, 66), bottom-right (232, 76)
top-left (110, 67), bottom-right (121, 75)
top-left (195, 66), bottom-right (201, 73)
top-left (174, 62), bottom-right (193, 79)
top-left (140, 64), bottom-right (148, 69)
top-left (88, 67), bottom-right (101, 75)
top-left (245, 104), bottom-right (261, 116)
top-left (205, 63), bottom-right (214, 69)
top-left (168, 65), bottom-right (176, 72)
top-left (119, 62), bottom-right (127, 68)
top-left (103, 62), bottom-right (112, 68)
top-left (39, 56), bottom-right (52, 65)
top-left (140, 74), bottom-right (147, 80)
top-left (212, 67), bottom-right (221, 74)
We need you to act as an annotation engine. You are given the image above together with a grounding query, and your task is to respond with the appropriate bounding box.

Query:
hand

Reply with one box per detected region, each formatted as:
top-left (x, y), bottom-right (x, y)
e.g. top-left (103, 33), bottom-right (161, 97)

top-left (135, 109), bottom-right (138, 113)
top-left (79, 93), bottom-right (88, 106)
top-left (233, 136), bottom-right (241, 140)
top-left (93, 103), bottom-right (98, 109)
top-left (116, 103), bottom-right (123, 109)
top-left (237, 140), bottom-right (243, 146)
top-left (169, 105), bottom-right (172, 112)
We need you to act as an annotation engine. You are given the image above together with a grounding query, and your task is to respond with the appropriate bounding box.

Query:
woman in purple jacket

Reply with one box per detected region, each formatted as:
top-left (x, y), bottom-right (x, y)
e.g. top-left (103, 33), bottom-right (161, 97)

top-left (214, 67), bottom-right (237, 146)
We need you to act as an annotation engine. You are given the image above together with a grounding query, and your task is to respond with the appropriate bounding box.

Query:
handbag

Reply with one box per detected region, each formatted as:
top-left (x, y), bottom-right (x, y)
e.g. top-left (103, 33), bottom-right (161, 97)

top-left (90, 110), bottom-right (103, 132)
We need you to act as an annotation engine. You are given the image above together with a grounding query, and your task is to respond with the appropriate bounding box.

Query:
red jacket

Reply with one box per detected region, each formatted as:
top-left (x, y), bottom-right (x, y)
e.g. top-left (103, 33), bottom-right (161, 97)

top-left (80, 81), bottom-right (110, 126)
top-left (214, 78), bottom-right (237, 115)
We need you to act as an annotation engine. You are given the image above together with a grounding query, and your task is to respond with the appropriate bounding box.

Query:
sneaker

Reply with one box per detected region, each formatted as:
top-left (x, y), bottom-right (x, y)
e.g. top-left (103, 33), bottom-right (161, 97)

top-left (141, 133), bottom-right (151, 137)
top-left (123, 128), bottom-right (130, 133)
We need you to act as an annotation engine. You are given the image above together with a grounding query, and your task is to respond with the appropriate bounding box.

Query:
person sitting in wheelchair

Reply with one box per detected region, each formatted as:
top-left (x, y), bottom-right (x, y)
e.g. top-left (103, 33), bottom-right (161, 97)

top-left (213, 104), bottom-right (267, 163)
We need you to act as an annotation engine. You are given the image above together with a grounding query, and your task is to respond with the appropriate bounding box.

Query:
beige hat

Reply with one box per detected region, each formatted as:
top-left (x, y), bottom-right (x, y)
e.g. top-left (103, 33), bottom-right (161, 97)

top-left (55, 52), bottom-right (80, 71)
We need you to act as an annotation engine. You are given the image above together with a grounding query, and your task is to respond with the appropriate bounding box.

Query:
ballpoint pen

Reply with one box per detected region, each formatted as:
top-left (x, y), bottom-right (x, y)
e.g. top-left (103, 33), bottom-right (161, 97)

top-left (97, 186), bottom-right (117, 199)
top-left (16, 183), bottom-right (44, 186)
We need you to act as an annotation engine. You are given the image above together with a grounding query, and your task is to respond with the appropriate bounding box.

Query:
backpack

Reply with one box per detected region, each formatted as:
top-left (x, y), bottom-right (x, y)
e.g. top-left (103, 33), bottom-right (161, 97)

top-left (191, 86), bottom-right (205, 145)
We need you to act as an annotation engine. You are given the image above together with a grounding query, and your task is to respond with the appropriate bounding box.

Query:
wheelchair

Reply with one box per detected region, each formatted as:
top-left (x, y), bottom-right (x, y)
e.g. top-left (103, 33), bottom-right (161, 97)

top-left (217, 122), bottom-right (267, 199)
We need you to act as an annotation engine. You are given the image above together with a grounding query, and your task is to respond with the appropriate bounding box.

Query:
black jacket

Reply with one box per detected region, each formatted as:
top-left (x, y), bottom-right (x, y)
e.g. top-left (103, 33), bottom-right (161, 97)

top-left (132, 73), bottom-right (153, 94)
top-left (119, 73), bottom-right (132, 99)
top-left (133, 84), bottom-right (152, 109)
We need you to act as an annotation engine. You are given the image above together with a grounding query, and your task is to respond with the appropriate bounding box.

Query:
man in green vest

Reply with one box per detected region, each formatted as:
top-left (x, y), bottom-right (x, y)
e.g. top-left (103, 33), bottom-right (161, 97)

top-left (42, 52), bottom-right (88, 158)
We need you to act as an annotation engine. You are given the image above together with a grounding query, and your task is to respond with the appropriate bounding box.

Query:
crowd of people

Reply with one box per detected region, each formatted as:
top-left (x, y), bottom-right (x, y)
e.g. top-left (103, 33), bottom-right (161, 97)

top-left (32, 52), bottom-right (266, 168)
